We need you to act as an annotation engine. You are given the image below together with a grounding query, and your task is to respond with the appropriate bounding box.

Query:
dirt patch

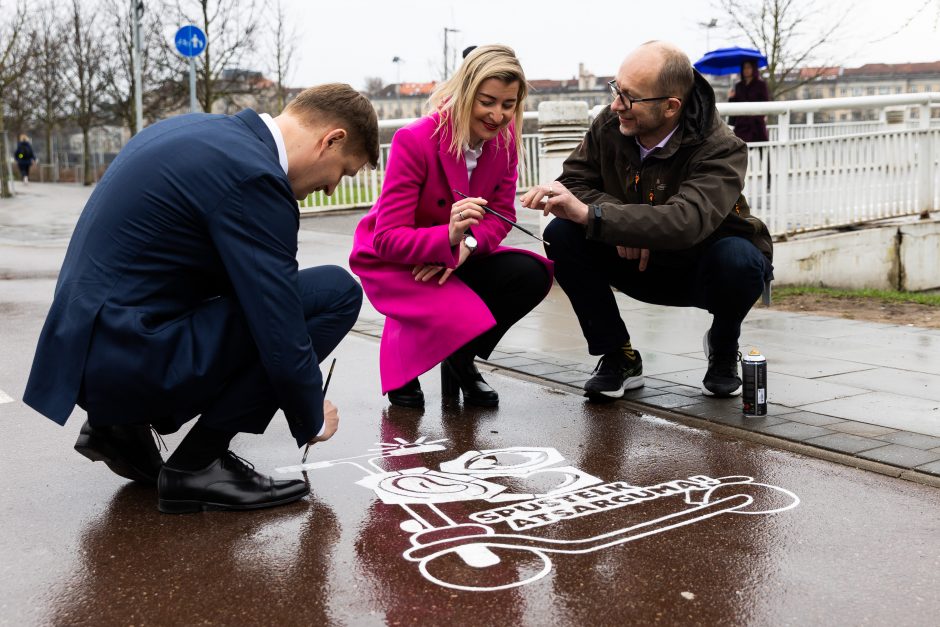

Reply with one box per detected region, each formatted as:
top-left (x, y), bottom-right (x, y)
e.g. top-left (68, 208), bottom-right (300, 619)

top-left (758, 294), bottom-right (940, 329)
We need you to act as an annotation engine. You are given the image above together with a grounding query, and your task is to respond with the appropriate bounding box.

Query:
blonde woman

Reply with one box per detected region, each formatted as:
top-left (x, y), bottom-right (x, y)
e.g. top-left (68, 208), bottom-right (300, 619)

top-left (350, 45), bottom-right (552, 409)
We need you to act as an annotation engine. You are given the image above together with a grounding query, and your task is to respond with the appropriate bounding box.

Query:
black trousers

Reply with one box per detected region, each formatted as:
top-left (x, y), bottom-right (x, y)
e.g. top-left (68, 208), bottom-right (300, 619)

top-left (87, 265), bottom-right (362, 439)
top-left (452, 252), bottom-right (552, 360)
top-left (543, 218), bottom-right (771, 355)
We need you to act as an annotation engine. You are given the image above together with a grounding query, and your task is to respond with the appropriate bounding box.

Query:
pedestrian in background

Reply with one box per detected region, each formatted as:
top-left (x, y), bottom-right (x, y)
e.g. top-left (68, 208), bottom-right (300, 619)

top-left (14, 134), bottom-right (36, 184)
top-left (728, 59), bottom-right (770, 142)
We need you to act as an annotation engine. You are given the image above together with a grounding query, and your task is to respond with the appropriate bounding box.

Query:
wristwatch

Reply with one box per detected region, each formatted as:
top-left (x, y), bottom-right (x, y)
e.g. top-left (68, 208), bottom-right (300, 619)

top-left (590, 204), bottom-right (602, 238)
top-left (463, 233), bottom-right (478, 253)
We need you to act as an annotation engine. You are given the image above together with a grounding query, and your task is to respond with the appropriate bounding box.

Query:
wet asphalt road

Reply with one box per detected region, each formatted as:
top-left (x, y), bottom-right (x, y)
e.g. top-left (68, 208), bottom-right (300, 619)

top-left (2, 324), bottom-right (940, 625)
top-left (1, 186), bottom-right (939, 625)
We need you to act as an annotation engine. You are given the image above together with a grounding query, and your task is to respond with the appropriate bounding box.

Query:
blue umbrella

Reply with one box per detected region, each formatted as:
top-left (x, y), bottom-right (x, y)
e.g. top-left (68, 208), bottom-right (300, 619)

top-left (693, 47), bottom-right (767, 76)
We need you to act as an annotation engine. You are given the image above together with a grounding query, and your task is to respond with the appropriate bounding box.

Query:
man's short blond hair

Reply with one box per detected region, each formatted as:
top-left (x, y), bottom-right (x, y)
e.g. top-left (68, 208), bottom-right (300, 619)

top-left (285, 83), bottom-right (379, 167)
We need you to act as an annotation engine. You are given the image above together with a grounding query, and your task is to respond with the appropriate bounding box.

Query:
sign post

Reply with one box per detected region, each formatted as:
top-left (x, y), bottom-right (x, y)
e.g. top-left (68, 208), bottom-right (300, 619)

top-left (173, 25), bottom-right (206, 113)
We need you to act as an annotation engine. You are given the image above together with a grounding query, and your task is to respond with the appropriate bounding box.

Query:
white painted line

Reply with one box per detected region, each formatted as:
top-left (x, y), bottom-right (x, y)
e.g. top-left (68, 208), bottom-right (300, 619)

top-left (0, 389), bottom-right (14, 404)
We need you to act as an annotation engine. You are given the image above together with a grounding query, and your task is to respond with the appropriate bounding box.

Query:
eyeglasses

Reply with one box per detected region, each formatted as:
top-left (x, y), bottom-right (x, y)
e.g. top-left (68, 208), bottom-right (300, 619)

top-left (607, 80), bottom-right (676, 110)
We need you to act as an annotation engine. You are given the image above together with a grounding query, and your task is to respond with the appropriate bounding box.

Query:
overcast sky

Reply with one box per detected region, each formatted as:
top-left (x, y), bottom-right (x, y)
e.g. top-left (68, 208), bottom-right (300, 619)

top-left (271, 0), bottom-right (938, 89)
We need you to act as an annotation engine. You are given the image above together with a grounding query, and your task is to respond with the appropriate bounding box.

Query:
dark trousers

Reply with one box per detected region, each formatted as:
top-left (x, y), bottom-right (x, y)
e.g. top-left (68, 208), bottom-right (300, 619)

top-left (543, 218), bottom-right (771, 355)
top-left (453, 252), bottom-right (552, 359)
top-left (87, 265), bottom-right (362, 438)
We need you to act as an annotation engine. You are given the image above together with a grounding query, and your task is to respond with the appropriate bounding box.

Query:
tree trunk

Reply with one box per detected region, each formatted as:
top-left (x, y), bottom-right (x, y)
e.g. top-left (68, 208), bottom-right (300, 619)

top-left (0, 102), bottom-right (11, 198)
top-left (45, 124), bottom-right (57, 183)
top-left (82, 126), bottom-right (93, 186)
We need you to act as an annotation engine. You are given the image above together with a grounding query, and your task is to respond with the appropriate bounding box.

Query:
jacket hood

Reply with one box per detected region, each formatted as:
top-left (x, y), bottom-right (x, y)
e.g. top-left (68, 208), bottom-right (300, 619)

top-left (679, 69), bottom-right (719, 145)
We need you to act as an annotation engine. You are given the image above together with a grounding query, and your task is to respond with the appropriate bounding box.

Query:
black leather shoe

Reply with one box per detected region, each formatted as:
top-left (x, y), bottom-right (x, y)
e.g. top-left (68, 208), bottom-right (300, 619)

top-left (157, 451), bottom-right (308, 513)
top-left (387, 377), bottom-right (424, 408)
top-left (441, 352), bottom-right (499, 407)
top-left (74, 420), bottom-right (164, 484)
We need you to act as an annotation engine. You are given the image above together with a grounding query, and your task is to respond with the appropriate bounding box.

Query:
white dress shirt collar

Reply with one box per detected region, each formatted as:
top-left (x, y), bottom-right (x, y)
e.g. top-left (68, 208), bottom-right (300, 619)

top-left (259, 113), bottom-right (288, 174)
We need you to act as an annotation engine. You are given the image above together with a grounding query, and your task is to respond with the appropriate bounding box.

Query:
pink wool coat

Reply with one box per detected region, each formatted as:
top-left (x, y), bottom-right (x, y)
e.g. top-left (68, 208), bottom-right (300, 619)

top-left (349, 113), bottom-right (552, 393)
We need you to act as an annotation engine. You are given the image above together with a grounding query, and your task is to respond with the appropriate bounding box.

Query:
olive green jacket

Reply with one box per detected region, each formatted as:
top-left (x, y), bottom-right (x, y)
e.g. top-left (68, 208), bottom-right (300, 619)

top-left (558, 71), bottom-right (773, 268)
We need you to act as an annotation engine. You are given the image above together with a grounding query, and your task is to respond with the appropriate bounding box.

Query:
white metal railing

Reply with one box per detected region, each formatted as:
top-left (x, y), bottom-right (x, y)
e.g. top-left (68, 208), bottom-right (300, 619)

top-left (300, 94), bottom-right (940, 234)
top-left (743, 129), bottom-right (940, 234)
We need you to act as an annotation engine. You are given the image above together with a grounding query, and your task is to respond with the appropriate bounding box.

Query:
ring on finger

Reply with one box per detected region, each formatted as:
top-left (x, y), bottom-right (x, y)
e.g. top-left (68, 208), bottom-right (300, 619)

top-left (458, 211), bottom-right (465, 220)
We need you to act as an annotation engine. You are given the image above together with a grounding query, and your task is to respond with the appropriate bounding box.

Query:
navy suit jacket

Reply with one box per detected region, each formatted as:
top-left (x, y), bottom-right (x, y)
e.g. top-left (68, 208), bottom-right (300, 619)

top-left (23, 109), bottom-right (324, 443)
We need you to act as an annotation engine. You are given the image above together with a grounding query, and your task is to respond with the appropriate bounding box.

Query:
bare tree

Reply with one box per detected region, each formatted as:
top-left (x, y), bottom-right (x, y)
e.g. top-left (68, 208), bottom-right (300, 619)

top-left (31, 3), bottom-right (68, 178)
top-left (64, 0), bottom-right (108, 186)
top-left (267, 0), bottom-right (297, 113)
top-left (176, 0), bottom-right (260, 113)
top-left (101, 0), bottom-right (183, 134)
top-left (0, 1), bottom-right (33, 198)
top-left (716, 0), bottom-right (843, 99)
top-left (363, 77), bottom-right (386, 98)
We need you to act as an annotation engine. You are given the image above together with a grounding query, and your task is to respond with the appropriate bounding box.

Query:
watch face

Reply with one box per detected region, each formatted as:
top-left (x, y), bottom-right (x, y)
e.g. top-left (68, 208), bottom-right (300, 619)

top-left (465, 235), bottom-right (478, 249)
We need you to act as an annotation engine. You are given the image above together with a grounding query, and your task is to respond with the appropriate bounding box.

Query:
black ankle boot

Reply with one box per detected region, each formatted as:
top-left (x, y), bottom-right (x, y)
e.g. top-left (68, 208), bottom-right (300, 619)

top-left (441, 352), bottom-right (499, 407)
top-left (387, 378), bottom-right (424, 408)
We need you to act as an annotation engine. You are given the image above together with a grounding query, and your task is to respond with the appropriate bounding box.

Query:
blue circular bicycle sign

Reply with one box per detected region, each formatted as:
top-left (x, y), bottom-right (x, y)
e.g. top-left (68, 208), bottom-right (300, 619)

top-left (174, 25), bottom-right (206, 58)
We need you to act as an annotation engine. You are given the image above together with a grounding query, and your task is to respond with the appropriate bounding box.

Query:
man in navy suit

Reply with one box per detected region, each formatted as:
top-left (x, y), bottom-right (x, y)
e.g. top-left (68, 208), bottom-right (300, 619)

top-left (24, 83), bottom-right (379, 513)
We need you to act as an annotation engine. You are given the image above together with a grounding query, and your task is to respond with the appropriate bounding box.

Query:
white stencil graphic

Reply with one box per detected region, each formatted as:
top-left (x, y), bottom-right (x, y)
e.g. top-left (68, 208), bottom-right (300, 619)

top-left (277, 438), bottom-right (799, 592)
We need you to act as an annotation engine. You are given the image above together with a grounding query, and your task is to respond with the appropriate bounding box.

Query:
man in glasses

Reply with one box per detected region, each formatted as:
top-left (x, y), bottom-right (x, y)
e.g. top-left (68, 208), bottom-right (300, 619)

top-left (521, 41), bottom-right (772, 400)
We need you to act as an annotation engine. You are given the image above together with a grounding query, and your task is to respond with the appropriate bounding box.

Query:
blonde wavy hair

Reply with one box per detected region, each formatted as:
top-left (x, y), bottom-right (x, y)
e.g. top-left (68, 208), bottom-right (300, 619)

top-left (427, 44), bottom-right (528, 164)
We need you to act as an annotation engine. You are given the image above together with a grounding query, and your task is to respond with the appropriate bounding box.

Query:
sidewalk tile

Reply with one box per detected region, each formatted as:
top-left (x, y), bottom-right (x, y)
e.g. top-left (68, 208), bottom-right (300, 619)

top-left (752, 422), bottom-right (834, 441)
top-left (915, 460), bottom-right (940, 475)
top-left (661, 384), bottom-right (703, 397)
top-left (622, 386), bottom-right (676, 400)
top-left (485, 355), bottom-right (538, 368)
top-left (657, 368), bottom-right (867, 407)
top-left (858, 444), bottom-right (940, 467)
top-left (800, 392), bottom-right (940, 437)
top-left (826, 421), bottom-right (898, 437)
top-left (676, 399), bottom-right (747, 420)
top-left (764, 403), bottom-right (801, 417)
top-left (643, 378), bottom-right (673, 389)
top-left (802, 433), bottom-right (886, 454)
top-left (541, 370), bottom-right (593, 385)
top-left (877, 432), bottom-right (940, 450)
top-left (706, 413), bottom-right (789, 429)
top-left (781, 411), bottom-right (847, 427)
top-left (638, 393), bottom-right (702, 409)
top-left (816, 368), bottom-right (940, 403)
top-left (508, 362), bottom-right (572, 376)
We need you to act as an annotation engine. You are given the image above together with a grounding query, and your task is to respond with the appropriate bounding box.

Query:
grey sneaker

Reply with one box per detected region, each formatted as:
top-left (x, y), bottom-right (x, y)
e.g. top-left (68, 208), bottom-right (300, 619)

top-left (584, 350), bottom-right (644, 399)
top-left (702, 331), bottom-right (742, 397)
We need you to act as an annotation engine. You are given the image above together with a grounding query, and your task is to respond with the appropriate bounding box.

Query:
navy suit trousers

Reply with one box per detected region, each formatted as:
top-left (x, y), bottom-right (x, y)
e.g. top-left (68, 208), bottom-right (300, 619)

top-left (543, 218), bottom-right (771, 355)
top-left (82, 265), bottom-right (362, 436)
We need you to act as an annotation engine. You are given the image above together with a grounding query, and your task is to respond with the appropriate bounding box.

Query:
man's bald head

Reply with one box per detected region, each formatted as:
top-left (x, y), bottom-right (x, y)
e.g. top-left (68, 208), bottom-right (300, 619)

top-left (622, 41), bottom-right (694, 103)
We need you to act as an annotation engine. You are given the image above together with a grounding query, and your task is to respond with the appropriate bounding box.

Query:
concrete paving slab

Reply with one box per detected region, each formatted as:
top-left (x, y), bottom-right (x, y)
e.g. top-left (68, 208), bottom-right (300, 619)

top-left (782, 411), bottom-right (848, 427)
top-left (817, 367), bottom-right (940, 402)
top-left (878, 432), bottom-right (940, 450)
top-left (802, 433), bottom-right (887, 455)
top-left (857, 444), bottom-right (940, 468)
top-left (655, 369), bottom-right (869, 408)
top-left (826, 421), bottom-right (900, 438)
top-left (751, 422), bottom-right (836, 442)
top-left (800, 393), bottom-right (940, 437)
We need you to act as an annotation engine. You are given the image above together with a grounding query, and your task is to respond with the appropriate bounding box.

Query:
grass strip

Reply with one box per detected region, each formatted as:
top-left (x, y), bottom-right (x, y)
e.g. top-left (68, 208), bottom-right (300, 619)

top-left (774, 285), bottom-right (940, 307)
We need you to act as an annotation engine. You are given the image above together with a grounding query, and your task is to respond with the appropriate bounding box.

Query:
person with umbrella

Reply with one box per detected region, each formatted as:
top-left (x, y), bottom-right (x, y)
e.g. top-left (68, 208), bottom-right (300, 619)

top-left (728, 58), bottom-right (770, 142)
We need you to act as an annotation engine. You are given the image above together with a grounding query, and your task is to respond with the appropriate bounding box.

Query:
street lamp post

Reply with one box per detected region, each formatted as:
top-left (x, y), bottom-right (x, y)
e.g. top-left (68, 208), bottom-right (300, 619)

top-left (131, 0), bottom-right (144, 134)
top-left (443, 27), bottom-right (459, 79)
top-left (392, 56), bottom-right (403, 117)
top-left (699, 18), bottom-right (718, 52)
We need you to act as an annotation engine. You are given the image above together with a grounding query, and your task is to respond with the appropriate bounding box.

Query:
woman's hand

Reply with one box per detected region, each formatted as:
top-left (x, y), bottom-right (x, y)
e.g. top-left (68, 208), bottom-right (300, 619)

top-left (413, 239), bottom-right (473, 285)
top-left (448, 197), bottom-right (486, 246)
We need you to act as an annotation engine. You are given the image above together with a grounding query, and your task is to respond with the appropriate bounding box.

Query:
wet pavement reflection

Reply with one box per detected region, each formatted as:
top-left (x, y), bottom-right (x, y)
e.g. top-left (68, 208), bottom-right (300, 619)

top-left (3, 335), bottom-right (940, 625)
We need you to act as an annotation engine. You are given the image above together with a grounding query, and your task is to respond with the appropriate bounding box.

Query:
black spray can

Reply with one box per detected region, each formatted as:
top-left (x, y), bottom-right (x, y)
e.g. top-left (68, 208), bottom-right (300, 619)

top-left (742, 349), bottom-right (767, 416)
